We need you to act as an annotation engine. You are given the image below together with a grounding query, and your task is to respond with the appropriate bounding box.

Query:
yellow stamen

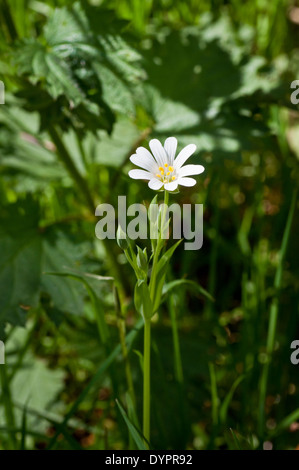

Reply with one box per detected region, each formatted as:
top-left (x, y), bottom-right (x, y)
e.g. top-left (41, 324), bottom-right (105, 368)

top-left (169, 166), bottom-right (174, 172)
top-left (171, 176), bottom-right (176, 180)
top-left (164, 163), bottom-right (168, 167)
top-left (156, 174), bottom-right (161, 178)
top-left (166, 171), bottom-right (171, 176)
top-left (159, 167), bottom-right (164, 172)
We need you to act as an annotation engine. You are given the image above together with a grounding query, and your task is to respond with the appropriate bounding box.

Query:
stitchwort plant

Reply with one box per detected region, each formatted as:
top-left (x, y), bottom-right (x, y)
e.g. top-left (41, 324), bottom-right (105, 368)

top-left (117, 137), bottom-right (205, 445)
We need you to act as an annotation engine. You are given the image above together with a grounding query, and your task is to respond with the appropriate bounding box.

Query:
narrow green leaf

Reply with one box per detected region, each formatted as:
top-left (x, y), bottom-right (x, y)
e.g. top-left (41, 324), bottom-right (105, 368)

top-left (20, 402), bottom-right (28, 450)
top-left (152, 239), bottom-right (182, 312)
top-left (116, 399), bottom-right (147, 450)
top-left (133, 349), bottom-right (144, 373)
top-left (163, 279), bottom-right (214, 302)
top-left (134, 280), bottom-right (153, 319)
top-left (230, 428), bottom-right (242, 450)
top-left (156, 239), bottom-right (182, 275)
top-left (270, 408), bottom-right (299, 437)
top-left (219, 374), bottom-right (245, 424)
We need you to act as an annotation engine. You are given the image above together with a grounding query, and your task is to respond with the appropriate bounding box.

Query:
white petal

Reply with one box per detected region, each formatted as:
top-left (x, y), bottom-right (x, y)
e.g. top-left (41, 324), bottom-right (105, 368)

top-left (164, 137), bottom-right (177, 166)
top-left (178, 164), bottom-right (205, 177)
top-left (177, 177), bottom-right (197, 187)
top-left (174, 144), bottom-right (196, 170)
top-left (164, 180), bottom-right (178, 191)
top-left (149, 139), bottom-right (168, 167)
top-left (130, 148), bottom-right (157, 172)
top-left (148, 178), bottom-right (164, 190)
top-left (129, 169), bottom-right (152, 180)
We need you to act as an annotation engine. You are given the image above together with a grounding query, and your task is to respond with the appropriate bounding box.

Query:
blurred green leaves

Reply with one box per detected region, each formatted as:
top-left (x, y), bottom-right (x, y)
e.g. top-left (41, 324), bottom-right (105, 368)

top-left (0, 0), bottom-right (295, 357)
top-left (0, 0), bottom-right (298, 451)
top-left (139, 18), bottom-right (286, 160)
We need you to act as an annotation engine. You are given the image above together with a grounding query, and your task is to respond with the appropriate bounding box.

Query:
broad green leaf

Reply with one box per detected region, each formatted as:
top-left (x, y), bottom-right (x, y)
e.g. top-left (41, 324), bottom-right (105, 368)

top-left (93, 116), bottom-right (141, 167)
top-left (0, 327), bottom-right (64, 434)
top-left (44, 270), bottom-right (112, 345)
top-left (41, 231), bottom-right (87, 317)
top-left (0, 197), bottom-right (97, 331)
top-left (0, 198), bottom-right (42, 329)
top-left (0, 106), bottom-right (67, 191)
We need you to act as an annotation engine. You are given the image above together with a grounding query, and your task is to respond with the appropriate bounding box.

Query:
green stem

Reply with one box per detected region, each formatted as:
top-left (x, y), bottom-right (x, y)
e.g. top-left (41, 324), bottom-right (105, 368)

top-left (209, 362), bottom-right (219, 427)
top-left (143, 318), bottom-right (151, 445)
top-left (169, 296), bottom-right (183, 384)
top-left (0, 365), bottom-right (16, 449)
top-left (160, 189), bottom-right (169, 242)
top-left (149, 190), bottom-right (169, 298)
top-left (258, 188), bottom-right (297, 438)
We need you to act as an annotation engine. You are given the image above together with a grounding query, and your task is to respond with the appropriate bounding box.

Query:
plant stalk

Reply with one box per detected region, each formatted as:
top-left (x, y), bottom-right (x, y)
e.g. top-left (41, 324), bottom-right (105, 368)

top-left (143, 189), bottom-right (169, 445)
top-left (143, 318), bottom-right (151, 444)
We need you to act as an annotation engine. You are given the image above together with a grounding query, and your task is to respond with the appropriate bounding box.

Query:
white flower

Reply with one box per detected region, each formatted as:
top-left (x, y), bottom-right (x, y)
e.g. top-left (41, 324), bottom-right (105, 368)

top-left (128, 137), bottom-right (205, 191)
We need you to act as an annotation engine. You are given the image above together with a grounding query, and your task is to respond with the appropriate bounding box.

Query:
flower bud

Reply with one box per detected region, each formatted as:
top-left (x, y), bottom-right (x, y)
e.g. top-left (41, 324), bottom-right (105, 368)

top-left (116, 225), bottom-right (129, 250)
top-left (137, 246), bottom-right (148, 271)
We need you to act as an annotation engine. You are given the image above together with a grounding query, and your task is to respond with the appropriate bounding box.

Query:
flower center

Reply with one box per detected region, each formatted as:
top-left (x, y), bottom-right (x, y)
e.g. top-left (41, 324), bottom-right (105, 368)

top-left (156, 165), bottom-right (176, 184)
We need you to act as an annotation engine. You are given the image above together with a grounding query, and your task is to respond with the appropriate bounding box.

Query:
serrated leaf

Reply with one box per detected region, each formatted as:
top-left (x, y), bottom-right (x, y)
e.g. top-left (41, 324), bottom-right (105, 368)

top-left (13, 2), bottom-right (145, 134)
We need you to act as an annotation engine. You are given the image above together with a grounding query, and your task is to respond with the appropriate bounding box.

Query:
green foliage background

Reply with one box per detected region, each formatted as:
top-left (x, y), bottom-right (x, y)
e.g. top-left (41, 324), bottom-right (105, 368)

top-left (0, 0), bottom-right (298, 450)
